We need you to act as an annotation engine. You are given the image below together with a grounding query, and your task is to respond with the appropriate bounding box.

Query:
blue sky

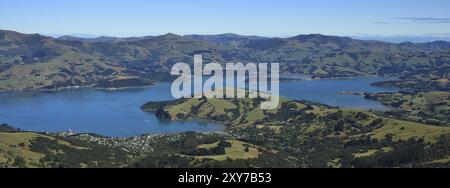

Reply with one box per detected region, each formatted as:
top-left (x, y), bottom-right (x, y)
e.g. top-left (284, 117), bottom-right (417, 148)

top-left (0, 0), bottom-right (449, 37)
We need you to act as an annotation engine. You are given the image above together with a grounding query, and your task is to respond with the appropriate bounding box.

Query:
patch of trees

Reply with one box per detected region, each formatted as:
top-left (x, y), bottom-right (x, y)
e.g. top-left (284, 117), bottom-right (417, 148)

top-left (347, 135), bottom-right (450, 168)
top-left (351, 139), bottom-right (427, 167)
top-left (0, 124), bottom-right (21, 132)
top-left (262, 102), bottom-right (312, 125)
top-left (133, 153), bottom-right (192, 168)
top-left (181, 140), bottom-right (231, 156)
top-left (155, 108), bottom-right (171, 119)
top-left (12, 156), bottom-right (26, 168)
top-left (225, 108), bottom-right (240, 120)
top-left (379, 110), bottom-right (449, 127)
top-left (211, 114), bottom-right (230, 122)
top-left (193, 149), bottom-right (299, 168)
top-left (190, 97), bottom-right (208, 116)
top-left (182, 146), bottom-right (226, 156)
top-left (29, 136), bottom-right (129, 168)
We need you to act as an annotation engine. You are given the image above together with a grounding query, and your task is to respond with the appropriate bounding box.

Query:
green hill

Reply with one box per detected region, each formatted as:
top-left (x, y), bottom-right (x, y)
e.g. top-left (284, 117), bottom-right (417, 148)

top-left (365, 91), bottom-right (450, 125)
top-left (0, 124), bottom-right (131, 168)
top-left (142, 94), bottom-right (450, 167)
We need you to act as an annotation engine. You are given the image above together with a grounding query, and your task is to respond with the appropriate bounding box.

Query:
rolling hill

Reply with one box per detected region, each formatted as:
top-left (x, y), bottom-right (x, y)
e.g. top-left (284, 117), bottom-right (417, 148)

top-left (1, 29), bottom-right (449, 91)
top-left (0, 124), bottom-right (131, 168)
top-left (141, 93), bottom-right (450, 167)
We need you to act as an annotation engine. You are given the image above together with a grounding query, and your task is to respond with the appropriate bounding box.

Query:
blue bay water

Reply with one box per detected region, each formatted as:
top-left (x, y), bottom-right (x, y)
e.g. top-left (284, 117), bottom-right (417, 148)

top-left (280, 77), bottom-right (398, 110)
top-left (0, 77), bottom-right (397, 137)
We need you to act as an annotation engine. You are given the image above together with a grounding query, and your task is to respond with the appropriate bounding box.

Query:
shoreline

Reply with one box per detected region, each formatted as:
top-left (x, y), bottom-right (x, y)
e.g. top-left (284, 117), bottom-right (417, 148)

top-left (0, 83), bottom-right (157, 93)
top-left (0, 75), bottom-right (399, 92)
top-left (0, 126), bottom-right (227, 139)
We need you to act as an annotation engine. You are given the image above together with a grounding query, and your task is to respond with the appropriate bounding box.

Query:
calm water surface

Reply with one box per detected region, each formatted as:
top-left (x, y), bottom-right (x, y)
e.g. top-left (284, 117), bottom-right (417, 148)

top-left (280, 77), bottom-right (398, 110)
top-left (0, 77), bottom-right (397, 137)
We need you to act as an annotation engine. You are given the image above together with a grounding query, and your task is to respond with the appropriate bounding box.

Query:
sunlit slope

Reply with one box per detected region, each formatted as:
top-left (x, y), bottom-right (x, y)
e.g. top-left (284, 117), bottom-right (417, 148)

top-left (0, 127), bottom-right (130, 168)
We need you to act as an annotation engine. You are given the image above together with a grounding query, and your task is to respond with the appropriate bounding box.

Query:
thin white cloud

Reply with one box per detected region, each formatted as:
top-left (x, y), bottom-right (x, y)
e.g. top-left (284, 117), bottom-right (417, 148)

top-left (369, 21), bottom-right (388, 24)
top-left (390, 17), bottom-right (450, 23)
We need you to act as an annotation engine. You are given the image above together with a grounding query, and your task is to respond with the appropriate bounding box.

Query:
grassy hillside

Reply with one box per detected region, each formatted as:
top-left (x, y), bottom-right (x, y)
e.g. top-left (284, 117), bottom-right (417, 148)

top-left (1, 30), bottom-right (449, 91)
top-left (142, 95), bottom-right (450, 167)
top-left (366, 91), bottom-right (450, 125)
top-left (0, 125), bottom-right (131, 168)
top-left (0, 132), bottom-right (47, 167)
top-left (143, 96), bottom-right (450, 142)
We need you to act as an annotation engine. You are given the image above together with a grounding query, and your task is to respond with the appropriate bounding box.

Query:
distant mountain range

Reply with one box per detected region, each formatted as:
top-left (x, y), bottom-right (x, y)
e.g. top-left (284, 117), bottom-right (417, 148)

top-left (0, 29), bottom-right (449, 91)
top-left (351, 35), bottom-right (450, 43)
top-left (57, 35), bottom-right (156, 43)
top-left (48, 33), bottom-right (450, 43)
